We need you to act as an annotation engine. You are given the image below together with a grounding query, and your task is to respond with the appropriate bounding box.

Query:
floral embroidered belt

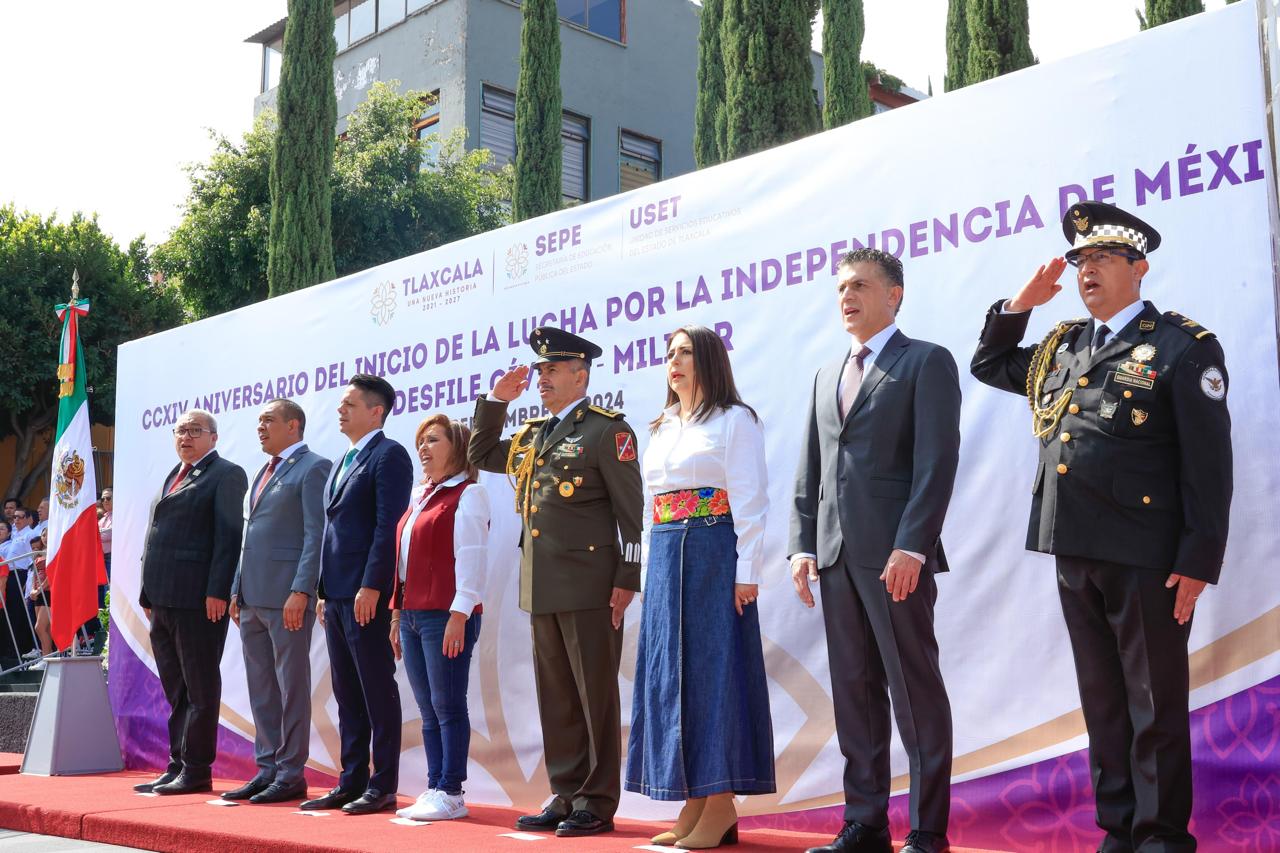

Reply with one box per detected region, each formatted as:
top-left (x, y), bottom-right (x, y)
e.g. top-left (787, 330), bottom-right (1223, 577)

top-left (653, 487), bottom-right (731, 523)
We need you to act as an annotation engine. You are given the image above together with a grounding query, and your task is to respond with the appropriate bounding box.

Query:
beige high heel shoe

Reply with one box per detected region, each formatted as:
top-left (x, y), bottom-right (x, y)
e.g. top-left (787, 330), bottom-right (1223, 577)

top-left (651, 797), bottom-right (707, 845)
top-left (675, 793), bottom-right (738, 849)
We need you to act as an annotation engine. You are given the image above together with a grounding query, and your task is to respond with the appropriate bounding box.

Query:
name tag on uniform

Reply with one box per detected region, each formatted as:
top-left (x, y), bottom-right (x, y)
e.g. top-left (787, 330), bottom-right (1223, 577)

top-left (1112, 371), bottom-right (1155, 390)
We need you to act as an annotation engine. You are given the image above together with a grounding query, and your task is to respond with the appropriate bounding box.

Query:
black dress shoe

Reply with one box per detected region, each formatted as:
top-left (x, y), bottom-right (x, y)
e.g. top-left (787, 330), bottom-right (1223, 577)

top-left (555, 809), bottom-right (615, 837)
top-left (222, 776), bottom-right (273, 800)
top-left (152, 774), bottom-right (213, 796)
top-left (902, 830), bottom-right (951, 853)
top-left (806, 820), bottom-right (892, 853)
top-left (342, 788), bottom-right (397, 815)
top-left (515, 806), bottom-right (569, 831)
top-left (300, 786), bottom-right (361, 811)
top-left (249, 779), bottom-right (310, 804)
top-left (133, 771), bottom-right (178, 793)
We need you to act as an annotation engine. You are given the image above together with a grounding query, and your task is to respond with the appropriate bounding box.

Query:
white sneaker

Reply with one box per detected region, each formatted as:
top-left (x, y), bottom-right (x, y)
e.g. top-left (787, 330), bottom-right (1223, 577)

top-left (396, 789), bottom-right (437, 819)
top-left (22, 649), bottom-right (40, 660)
top-left (403, 789), bottom-right (468, 821)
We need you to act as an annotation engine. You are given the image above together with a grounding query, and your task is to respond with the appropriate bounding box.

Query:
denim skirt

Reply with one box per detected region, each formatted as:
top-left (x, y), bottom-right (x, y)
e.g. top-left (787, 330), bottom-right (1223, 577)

top-left (625, 513), bottom-right (776, 800)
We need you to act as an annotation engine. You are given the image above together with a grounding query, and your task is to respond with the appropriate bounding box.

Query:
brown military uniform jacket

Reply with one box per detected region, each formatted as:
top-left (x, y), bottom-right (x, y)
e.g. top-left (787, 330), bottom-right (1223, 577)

top-left (469, 395), bottom-right (644, 614)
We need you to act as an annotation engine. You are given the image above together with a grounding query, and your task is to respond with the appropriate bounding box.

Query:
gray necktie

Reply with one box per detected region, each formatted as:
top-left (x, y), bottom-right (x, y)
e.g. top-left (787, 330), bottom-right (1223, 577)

top-left (840, 346), bottom-right (872, 419)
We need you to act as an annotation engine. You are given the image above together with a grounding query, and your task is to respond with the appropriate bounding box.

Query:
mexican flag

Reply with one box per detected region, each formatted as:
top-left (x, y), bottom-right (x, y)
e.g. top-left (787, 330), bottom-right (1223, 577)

top-left (44, 292), bottom-right (108, 651)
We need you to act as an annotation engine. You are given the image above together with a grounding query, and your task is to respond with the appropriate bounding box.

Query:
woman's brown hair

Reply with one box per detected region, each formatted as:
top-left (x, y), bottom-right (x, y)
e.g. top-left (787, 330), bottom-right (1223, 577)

top-left (649, 324), bottom-right (758, 433)
top-left (414, 414), bottom-right (478, 482)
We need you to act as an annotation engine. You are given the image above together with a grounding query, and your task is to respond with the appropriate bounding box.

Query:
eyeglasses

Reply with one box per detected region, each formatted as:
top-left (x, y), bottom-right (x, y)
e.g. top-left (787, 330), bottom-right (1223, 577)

top-left (173, 427), bottom-right (208, 438)
top-left (1067, 248), bottom-right (1140, 268)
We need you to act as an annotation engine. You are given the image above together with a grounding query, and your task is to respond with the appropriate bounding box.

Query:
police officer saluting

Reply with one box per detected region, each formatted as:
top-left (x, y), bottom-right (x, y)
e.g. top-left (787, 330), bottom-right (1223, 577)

top-left (469, 326), bottom-right (643, 838)
top-left (971, 201), bottom-right (1231, 853)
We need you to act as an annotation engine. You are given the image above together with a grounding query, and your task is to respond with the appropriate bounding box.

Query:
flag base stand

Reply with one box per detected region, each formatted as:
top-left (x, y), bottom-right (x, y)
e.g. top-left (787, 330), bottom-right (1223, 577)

top-left (21, 655), bottom-right (123, 775)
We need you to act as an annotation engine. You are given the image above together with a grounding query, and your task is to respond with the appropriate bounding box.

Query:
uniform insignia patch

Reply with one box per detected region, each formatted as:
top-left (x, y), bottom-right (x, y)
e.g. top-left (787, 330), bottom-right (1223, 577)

top-left (1118, 361), bottom-right (1158, 381)
top-left (615, 432), bottom-right (636, 462)
top-left (559, 482), bottom-right (575, 497)
top-left (1139, 319), bottom-right (1156, 331)
top-left (1131, 408), bottom-right (1149, 426)
top-left (1099, 401), bottom-right (1118, 419)
top-left (1057, 342), bottom-right (1068, 353)
top-left (1072, 211), bottom-right (1090, 233)
top-left (573, 476), bottom-right (583, 486)
top-left (1113, 371), bottom-right (1155, 390)
top-left (1131, 343), bottom-right (1157, 362)
top-left (1200, 366), bottom-right (1226, 400)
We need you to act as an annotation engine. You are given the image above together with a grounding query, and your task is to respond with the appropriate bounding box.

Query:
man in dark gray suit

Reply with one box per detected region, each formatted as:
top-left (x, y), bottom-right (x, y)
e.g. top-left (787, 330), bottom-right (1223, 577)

top-left (135, 409), bottom-right (248, 795)
top-left (225, 399), bottom-right (331, 804)
top-left (790, 249), bottom-right (961, 853)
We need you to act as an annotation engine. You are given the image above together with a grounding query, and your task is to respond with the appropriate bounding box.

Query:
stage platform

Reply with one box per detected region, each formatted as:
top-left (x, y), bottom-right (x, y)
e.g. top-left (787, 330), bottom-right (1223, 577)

top-left (0, 771), bottom-right (1010, 853)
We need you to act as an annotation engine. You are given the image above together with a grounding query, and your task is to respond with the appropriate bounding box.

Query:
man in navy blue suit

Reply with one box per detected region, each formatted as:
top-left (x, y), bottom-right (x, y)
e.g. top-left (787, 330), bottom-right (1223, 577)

top-left (301, 374), bottom-right (413, 815)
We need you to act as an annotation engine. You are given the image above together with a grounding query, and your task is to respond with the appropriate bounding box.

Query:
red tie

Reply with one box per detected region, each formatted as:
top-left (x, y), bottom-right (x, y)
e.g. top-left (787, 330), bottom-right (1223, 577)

top-left (840, 346), bottom-right (872, 419)
top-left (166, 463), bottom-right (192, 495)
top-left (252, 457), bottom-right (282, 509)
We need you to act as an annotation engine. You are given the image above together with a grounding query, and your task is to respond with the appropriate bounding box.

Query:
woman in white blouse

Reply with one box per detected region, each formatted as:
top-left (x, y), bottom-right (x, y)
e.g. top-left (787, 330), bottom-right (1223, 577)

top-left (389, 414), bottom-right (489, 822)
top-left (625, 325), bottom-right (775, 850)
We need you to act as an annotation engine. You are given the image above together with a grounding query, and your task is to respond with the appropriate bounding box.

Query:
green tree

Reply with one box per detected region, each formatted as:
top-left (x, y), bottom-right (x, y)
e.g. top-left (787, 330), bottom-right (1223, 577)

top-left (267, 0), bottom-right (337, 296)
top-left (1139, 0), bottom-right (1205, 28)
top-left (694, 0), bottom-right (727, 167)
top-left (822, 0), bottom-right (873, 129)
top-left (723, 0), bottom-right (820, 160)
top-left (0, 207), bottom-right (182, 500)
top-left (514, 0), bottom-right (562, 220)
top-left (156, 84), bottom-right (511, 319)
top-left (945, 0), bottom-right (969, 91)
top-left (965, 0), bottom-right (1035, 86)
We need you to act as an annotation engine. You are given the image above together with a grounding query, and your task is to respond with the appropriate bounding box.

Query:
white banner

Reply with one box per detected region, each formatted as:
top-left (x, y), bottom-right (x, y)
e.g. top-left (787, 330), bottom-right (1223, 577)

top-left (113, 3), bottom-right (1279, 818)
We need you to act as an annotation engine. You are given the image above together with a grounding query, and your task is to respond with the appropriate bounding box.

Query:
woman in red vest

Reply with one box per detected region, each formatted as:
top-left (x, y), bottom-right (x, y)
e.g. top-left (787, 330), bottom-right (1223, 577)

top-left (390, 414), bottom-right (489, 822)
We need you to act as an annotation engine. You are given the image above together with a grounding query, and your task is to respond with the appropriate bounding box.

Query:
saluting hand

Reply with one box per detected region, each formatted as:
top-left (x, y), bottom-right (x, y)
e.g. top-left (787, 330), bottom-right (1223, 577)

top-left (791, 557), bottom-right (819, 607)
top-left (1166, 573), bottom-right (1207, 625)
top-left (490, 365), bottom-right (531, 403)
top-left (1006, 257), bottom-right (1067, 312)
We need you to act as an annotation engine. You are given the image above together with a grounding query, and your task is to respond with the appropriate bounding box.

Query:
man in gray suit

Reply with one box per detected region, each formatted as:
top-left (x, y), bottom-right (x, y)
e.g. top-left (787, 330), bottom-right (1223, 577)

top-left (790, 248), bottom-right (961, 853)
top-left (226, 398), bottom-right (332, 804)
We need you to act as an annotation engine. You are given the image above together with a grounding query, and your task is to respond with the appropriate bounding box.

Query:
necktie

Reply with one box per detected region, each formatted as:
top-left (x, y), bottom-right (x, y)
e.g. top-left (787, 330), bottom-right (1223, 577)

top-left (166, 464), bottom-right (192, 496)
top-left (252, 456), bottom-right (282, 509)
top-left (331, 447), bottom-right (359, 497)
top-left (539, 416), bottom-right (561, 450)
top-left (839, 346), bottom-right (872, 419)
top-left (1092, 323), bottom-right (1111, 356)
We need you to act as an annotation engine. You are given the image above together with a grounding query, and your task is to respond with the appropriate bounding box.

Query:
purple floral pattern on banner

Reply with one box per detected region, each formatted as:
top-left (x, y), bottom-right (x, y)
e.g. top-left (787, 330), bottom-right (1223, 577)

top-left (742, 672), bottom-right (1280, 851)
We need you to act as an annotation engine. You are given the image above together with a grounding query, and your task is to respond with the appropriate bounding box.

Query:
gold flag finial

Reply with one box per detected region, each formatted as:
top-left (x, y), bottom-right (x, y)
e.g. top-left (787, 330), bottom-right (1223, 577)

top-left (71, 268), bottom-right (80, 301)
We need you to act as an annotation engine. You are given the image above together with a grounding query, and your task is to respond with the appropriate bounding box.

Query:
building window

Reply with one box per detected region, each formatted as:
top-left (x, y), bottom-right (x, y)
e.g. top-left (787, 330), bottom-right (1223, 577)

top-left (379, 0), bottom-right (406, 28)
top-left (349, 0), bottom-right (376, 42)
top-left (561, 111), bottom-right (590, 203)
top-left (414, 92), bottom-right (442, 169)
top-left (517, 1), bottom-right (625, 43)
top-left (261, 37), bottom-right (283, 93)
top-left (479, 85), bottom-right (591, 203)
top-left (619, 130), bottom-right (660, 192)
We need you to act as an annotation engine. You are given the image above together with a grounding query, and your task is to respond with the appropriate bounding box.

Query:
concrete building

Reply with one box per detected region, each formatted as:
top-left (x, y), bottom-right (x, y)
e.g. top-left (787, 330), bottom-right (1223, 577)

top-left (246, 0), bottom-right (921, 205)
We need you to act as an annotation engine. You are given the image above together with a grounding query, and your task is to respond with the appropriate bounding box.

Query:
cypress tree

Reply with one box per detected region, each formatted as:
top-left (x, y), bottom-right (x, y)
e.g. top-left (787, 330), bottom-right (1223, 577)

top-left (1142, 0), bottom-right (1205, 28)
top-left (723, 0), bottom-right (819, 160)
top-left (945, 0), bottom-right (968, 91)
top-left (694, 0), bottom-right (726, 168)
top-left (822, 0), bottom-right (873, 129)
top-left (267, 0), bottom-right (337, 296)
top-left (964, 0), bottom-right (1035, 87)
top-left (514, 0), bottom-right (562, 221)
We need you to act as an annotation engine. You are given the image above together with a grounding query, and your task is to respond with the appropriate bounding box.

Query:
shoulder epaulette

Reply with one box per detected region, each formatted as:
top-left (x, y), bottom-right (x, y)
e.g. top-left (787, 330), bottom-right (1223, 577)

top-left (1164, 311), bottom-right (1216, 341)
top-left (588, 404), bottom-right (624, 419)
top-left (522, 416), bottom-right (549, 425)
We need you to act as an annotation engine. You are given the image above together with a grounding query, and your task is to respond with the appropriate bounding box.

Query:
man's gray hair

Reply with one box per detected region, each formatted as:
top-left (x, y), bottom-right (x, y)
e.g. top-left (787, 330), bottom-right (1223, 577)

top-left (184, 408), bottom-right (218, 434)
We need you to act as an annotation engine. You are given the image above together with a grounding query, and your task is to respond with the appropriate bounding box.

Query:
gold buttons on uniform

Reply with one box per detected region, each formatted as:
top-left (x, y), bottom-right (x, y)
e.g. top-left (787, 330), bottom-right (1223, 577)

top-left (1060, 432), bottom-right (1071, 443)
top-left (1068, 404), bottom-right (1080, 415)
top-left (530, 505), bottom-right (538, 513)
top-left (536, 458), bottom-right (544, 466)
top-left (1057, 463), bottom-right (1069, 475)
top-left (531, 528), bottom-right (540, 538)
top-left (588, 545), bottom-right (595, 551)
top-left (532, 480), bottom-right (540, 489)
top-left (1077, 377), bottom-right (1089, 387)
top-left (1123, 390), bottom-right (1133, 399)
top-left (1143, 496), bottom-right (1152, 505)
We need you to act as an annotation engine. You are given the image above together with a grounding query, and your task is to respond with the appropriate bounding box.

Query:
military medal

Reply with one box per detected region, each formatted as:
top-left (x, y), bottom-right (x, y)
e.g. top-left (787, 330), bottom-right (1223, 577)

top-left (1131, 343), bottom-right (1157, 362)
top-left (559, 481), bottom-right (575, 497)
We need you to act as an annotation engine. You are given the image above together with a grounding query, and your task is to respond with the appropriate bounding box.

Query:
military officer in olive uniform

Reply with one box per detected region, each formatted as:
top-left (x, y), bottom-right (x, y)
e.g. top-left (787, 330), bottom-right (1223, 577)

top-left (971, 201), bottom-right (1232, 853)
top-left (469, 327), bottom-right (643, 838)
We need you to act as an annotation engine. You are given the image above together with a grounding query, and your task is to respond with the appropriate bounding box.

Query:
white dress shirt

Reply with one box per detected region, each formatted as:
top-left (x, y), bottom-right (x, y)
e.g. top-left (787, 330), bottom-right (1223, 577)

top-left (641, 403), bottom-right (769, 587)
top-left (397, 474), bottom-right (490, 615)
top-left (1090, 299), bottom-right (1145, 348)
top-left (792, 322), bottom-right (925, 568)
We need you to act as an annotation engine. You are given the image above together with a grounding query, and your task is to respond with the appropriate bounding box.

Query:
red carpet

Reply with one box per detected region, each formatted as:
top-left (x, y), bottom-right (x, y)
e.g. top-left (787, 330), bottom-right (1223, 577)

top-left (0, 771), bottom-right (1011, 852)
top-left (0, 754), bottom-right (21, 775)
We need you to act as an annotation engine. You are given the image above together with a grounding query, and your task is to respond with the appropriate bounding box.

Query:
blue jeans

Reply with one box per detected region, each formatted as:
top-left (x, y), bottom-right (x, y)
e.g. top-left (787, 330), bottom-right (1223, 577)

top-left (400, 609), bottom-right (480, 795)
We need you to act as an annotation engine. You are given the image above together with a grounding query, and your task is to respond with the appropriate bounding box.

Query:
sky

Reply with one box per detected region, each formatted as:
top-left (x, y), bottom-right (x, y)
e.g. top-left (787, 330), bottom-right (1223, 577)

top-left (0, 0), bottom-right (1236, 249)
